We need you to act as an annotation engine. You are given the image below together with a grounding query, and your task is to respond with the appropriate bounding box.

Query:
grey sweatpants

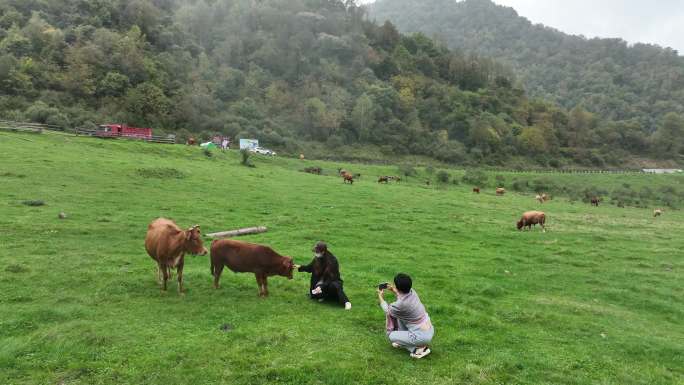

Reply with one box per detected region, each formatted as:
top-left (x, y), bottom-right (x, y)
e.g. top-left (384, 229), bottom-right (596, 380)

top-left (387, 316), bottom-right (434, 352)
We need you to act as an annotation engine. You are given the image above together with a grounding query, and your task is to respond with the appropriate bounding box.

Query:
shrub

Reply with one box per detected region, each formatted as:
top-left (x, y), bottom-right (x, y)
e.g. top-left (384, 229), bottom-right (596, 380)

top-left (462, 169), bottom-right (488, 187)
top-left (495, 175), bottom-right (506, 187)
top-left (436, 170), bottom-right (450, 183)
top-left (511, 178), bottom-right (529, 191)
top-left (398, 164), bottom-right (417, 177)
top-left (136, 167), bottom-right (186, 179)
top-left (240, 149), bottom-right (254, 167)
top-left (22, 200), bottom-right (45, 206)
top-left (531, 177), bottom-right (558, 193)
top-left (425, 165), bottom-right (435, 174)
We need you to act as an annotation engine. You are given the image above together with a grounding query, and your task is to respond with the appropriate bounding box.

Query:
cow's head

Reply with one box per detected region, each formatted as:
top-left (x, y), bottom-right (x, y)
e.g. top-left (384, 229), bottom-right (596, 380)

top-left (280, 256), bottom-right (295, 279)
top-left (185, 225), bottom-right (208, 256)
top-left (516, 220), bottom-right (524, 230)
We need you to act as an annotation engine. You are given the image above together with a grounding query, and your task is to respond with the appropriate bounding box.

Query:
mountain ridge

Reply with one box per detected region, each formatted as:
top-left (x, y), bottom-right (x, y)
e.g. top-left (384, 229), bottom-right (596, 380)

top-left (369, 0), bottom-right (684, 130)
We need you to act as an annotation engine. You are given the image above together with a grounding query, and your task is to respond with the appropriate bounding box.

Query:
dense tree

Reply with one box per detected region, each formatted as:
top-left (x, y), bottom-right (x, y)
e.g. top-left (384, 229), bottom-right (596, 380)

top-left (0, 0), bottom-right (677, 165)
top-left (370, 0), bottom-right (684, 162)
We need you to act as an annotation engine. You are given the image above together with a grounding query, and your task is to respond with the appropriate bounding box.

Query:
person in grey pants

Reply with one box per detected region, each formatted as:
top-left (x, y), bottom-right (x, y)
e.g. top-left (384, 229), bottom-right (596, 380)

top-left (378, 273), bottom-right (434, 359)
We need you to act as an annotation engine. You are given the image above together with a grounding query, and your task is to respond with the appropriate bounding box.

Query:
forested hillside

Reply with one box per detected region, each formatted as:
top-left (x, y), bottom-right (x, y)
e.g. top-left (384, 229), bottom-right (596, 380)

top-left (0, 0), bottom-right (682, 166)
top-left (370, 0), bottom-right (684, 152)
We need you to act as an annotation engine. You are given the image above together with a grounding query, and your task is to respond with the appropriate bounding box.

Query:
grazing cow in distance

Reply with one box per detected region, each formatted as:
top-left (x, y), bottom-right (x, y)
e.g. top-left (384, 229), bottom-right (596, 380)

top-left (541, 193), bottom-right (550, 202)
top-left (591, 197), bottom-right (600, 207)
top-left (517, 211), bottom-right (546, 232)
top-left (145, 218), bottom-right (208, 293)
top-left (496, 188), bottom-right (506, 196)
top-left (473, 187), bottom-right (480, 194)
top-left (378, 176), bottom-right (390, 183)
top-left (210, 239), bottom-right (295, 297)
top-left (654, 209), bottom-right (663, 217)
top-left (535, 194), bottom-right (544, 203)
top-left (343, 174), bottom-right (354, 184)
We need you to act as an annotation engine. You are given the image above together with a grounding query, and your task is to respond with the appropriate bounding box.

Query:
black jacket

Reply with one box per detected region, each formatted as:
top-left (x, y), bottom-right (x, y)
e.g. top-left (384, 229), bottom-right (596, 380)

top-left (298, 250), bottom-right (343, 292)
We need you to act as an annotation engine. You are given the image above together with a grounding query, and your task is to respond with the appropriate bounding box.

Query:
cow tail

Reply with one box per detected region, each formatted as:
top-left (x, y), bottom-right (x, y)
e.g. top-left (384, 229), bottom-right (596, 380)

top-left (209, 242), bottom-right (215, 277)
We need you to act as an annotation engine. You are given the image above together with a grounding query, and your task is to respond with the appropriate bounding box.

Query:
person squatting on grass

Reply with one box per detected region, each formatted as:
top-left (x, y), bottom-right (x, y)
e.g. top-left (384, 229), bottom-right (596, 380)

top-left (297, 242), bottom-right (352, 310)
top-left (378, 273), bottom-right (434, 359)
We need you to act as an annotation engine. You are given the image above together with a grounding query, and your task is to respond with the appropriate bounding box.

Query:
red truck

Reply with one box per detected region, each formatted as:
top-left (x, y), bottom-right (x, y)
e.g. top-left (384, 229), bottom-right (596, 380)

top-left (96, 124), bottom-right (152, 140)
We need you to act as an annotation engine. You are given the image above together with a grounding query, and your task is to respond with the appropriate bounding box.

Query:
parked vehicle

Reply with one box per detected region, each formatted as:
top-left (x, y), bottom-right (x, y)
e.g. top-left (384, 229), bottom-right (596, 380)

top-left (95, 124), bottom-right (152, 140)
top-left (249, 146), bottom-right (276, 156)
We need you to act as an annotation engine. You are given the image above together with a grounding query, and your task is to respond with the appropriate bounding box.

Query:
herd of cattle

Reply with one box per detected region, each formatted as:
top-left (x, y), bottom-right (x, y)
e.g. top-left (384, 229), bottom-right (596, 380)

top-left (145, 168), bottom-right (667, 294)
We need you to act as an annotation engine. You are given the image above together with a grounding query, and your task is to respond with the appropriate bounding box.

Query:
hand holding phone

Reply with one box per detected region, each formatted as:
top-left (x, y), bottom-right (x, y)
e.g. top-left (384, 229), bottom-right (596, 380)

top-left (378, 282), bottom-right (389, 290)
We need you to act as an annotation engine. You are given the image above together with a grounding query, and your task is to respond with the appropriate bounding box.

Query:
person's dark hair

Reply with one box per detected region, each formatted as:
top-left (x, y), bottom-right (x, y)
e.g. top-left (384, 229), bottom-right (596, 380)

top-left (393, 273), bottom-right (412, 294)
top-left (313, 241), bottom-right (327, 253)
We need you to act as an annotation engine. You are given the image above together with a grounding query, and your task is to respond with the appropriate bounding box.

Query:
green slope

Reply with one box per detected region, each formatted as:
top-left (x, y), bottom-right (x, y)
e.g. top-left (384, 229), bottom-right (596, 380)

top-left (0, 132), bottom-right (682, 384)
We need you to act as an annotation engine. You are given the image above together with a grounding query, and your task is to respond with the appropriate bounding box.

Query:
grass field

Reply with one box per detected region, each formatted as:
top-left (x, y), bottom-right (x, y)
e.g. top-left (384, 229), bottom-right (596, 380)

top-left (1, 131), bottom-right (682, 385)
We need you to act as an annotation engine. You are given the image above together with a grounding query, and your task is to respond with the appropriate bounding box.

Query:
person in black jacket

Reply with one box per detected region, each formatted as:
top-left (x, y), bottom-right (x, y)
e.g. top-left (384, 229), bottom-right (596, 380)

top-left (296, 241), bottom-right (351, 310)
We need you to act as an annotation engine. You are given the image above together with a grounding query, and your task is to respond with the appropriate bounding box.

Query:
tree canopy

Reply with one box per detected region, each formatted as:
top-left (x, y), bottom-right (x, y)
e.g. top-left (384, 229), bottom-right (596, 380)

top-left (0, 0), bottom-right (681, 166)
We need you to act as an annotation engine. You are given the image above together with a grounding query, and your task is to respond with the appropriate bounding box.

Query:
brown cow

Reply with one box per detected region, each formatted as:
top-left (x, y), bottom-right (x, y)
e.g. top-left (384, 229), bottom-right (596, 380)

top-left (591, 197), bottom-right (600, 207)
top-left (145, 218), bottom-right (208, 293)
top-left (343, 174), bottom-right (354, 184)
top-left (210, 239), bottom-right (295, 297)
top-left (517, 211), bottom-right (546, 232)
top-left (378, 176), bottom-right (390, 183)
top-left (496, 188), bottom-right (506, 196)
top-left (473, 187), bottom-right (480, 194)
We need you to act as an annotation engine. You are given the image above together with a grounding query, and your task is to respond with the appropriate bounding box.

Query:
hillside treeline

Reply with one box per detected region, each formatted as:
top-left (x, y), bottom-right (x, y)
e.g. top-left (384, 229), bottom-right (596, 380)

top-left (370, 0), bottom-right (684, 164)
top-left (0, 0), bottom-right (682, 166)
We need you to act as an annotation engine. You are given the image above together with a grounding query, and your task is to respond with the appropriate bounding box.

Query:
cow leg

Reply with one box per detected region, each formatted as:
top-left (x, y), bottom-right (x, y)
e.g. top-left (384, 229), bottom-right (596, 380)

top-left (156, 264), bottom-right (162, 284)
top-left (262, 276), bottom-right (269, 297)
top-left (177, 262), bottom-right (184, 294)
top-left (255, 273), bottom-right (265, 297)
top-left (161, 265), bottom-right (169, 292)
top-left (213, 264), bottom-right (224, 289)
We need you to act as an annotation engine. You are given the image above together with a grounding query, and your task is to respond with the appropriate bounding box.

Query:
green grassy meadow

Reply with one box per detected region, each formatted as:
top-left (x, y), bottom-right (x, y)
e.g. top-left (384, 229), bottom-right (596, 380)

top-left (1, 131), bottom-right (682, 385)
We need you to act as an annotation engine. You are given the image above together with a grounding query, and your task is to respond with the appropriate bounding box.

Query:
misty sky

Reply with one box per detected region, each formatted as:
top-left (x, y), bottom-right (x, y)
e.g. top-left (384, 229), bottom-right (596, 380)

top-left (359, 0), bottom-right (684, 53)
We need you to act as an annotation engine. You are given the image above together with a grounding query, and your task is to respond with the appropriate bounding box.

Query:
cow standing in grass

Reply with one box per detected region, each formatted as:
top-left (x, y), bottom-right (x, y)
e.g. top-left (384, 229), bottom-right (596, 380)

top-left (654, 209), bottom-right (663, 217)
top-left (517, 211), bottom-right (546, 232)
top-left (343, 174), bottom-right (354, 184)
top-left (591, 197), bottom-right (600, 207)
top-left (145, 218), bottom-right (208, 293)
top-left (496, 188), bottom-right (506, 196)
top-left (210, 240), bottom-right (295, 297)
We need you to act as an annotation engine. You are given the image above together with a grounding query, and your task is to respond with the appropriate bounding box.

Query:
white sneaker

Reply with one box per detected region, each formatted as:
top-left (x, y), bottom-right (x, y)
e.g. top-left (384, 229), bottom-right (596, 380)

top-left (344, 302), bottom-right (352, 310)
top-left (391, 342), bottom-right (401, 349)
top-left (410, 347), bottom-right (431, 359)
